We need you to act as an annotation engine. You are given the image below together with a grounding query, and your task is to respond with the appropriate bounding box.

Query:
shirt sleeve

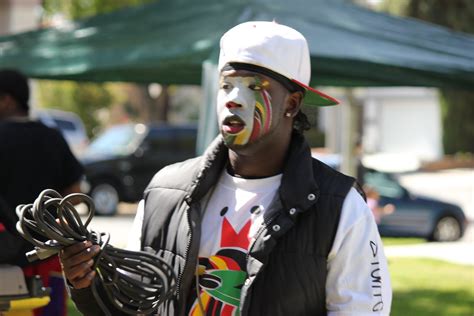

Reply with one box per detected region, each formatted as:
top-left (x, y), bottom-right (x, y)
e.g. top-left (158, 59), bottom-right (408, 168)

top-left (126, 199), bottom-right (145, 251)
top-left (326, 187), bottom-right (392, 315)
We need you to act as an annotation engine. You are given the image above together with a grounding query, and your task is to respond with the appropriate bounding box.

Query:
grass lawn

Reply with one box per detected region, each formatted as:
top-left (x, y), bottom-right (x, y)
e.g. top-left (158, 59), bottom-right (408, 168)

top-left (67, 257), bottom-right (473, 316)
top-left (67, 299), bottom-right (82, 316)
top-left (390, 258), bottom-right (474, 315)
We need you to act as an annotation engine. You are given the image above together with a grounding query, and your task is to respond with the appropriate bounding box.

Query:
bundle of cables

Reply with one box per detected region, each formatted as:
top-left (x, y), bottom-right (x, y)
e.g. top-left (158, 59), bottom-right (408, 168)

top-left (15, 189), bottom-right (176, 315)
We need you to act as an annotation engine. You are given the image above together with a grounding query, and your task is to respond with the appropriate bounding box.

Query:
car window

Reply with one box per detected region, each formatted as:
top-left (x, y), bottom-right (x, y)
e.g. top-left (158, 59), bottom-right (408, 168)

top-left (87, 125), bottom-right (142, 156)
top-left (364, 171), bottom-right (406, 199)
top-left (175, 128), bottom-right (197, 152)
top-left (53, 118), bottom-right (77, 132)
top-left (145, 128), bottom-right (174, 150)
top-left (145, 127), bottom-right (197, 152)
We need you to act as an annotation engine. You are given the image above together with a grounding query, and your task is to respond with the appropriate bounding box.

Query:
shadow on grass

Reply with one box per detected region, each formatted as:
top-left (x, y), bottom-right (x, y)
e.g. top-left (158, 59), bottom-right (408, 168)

top-left (392, 288), bottom-right (473, 316)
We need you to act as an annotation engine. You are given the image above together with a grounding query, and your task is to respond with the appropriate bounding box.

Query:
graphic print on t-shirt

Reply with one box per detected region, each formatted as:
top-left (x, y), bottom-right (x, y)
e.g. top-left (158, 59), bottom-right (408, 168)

top-left (187, 171), bottom-right (281, 316)
top-left (188, 207), bottom-right (254, 316)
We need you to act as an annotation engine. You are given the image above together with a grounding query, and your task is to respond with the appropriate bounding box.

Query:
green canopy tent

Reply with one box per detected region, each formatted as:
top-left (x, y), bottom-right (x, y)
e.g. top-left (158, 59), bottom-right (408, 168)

top-left (1, 0), bottom-right (473, 86)
top-left (1, 0), bottom-right (473, 154)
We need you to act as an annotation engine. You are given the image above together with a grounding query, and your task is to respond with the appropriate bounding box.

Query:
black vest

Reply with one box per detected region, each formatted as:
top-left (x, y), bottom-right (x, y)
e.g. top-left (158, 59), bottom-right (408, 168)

top-left (141, 134), bottom-right (360, 316)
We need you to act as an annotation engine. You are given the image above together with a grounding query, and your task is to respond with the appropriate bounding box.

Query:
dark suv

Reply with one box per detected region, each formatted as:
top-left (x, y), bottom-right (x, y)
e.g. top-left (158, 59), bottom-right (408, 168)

top-left (81, 123), bottom-right (197, 215)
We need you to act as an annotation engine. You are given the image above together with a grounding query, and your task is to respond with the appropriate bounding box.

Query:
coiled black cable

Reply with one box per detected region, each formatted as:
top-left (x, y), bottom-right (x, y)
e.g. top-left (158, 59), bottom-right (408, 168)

top-left (15, 189), bottom-right (176, 315)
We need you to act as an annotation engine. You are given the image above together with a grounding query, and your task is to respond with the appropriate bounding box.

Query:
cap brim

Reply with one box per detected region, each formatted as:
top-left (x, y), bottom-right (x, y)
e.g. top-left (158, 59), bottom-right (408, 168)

top-left (292, 79), bottom-right (339, 106)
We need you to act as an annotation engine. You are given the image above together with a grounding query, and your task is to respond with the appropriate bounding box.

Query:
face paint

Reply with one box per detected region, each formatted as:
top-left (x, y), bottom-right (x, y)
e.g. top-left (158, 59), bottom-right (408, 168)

top-left (249, 77), bottom-right (272, 142)
top-left (217, 76), bottom-right (273, 146)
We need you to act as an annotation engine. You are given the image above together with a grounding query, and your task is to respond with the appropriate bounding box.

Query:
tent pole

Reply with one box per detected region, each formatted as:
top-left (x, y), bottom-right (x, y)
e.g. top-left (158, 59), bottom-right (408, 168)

top-left (197, 60), bottom-right (219, 155)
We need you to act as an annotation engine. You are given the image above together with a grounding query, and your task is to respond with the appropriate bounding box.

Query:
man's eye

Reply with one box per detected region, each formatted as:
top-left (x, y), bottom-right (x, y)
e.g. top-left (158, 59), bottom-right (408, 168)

top-left (220, 83), bottom-right (231, 89)
top-left (248, 84), bottom-right (262, 91)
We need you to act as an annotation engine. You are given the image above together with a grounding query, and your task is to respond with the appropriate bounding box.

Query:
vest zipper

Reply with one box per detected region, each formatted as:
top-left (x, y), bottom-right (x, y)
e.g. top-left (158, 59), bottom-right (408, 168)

top-left (246, 211), bottom-right (280, 260)
top-left (240, 212), bottom-right (280, 315)
top-left (176, 203), bottom-right (195, 315)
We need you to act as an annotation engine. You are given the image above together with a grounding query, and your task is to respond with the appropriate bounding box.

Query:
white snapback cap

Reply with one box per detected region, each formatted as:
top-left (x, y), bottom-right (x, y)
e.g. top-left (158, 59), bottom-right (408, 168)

top-left (218, 21), bottom-right (339, 106)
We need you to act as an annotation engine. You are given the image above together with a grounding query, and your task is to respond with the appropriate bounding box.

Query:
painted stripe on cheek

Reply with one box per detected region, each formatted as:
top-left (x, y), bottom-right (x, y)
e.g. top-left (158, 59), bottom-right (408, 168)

top-left (234, 128), bottom-right (251, 145)
top-left (260, 90), bottom-right (272, 132)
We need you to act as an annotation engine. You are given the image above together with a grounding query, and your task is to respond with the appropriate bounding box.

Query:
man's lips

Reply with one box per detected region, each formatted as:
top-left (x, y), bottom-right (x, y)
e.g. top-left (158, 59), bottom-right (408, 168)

top-left (222, 115), bottom-right (245, 135)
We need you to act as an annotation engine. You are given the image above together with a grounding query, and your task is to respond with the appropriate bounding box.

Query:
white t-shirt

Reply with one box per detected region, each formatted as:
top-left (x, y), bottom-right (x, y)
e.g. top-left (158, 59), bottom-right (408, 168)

top-left (127, 175), bottom-right (392, 315)
top-left (188, 171), bottom-right (281, 314)
top-left (198, 171), bottom-right (281, 257)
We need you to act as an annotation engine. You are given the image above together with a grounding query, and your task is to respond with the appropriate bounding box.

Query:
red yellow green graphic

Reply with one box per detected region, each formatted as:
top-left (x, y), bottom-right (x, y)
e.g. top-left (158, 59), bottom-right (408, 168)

top-left (189, 217), bottom-right (252, 316)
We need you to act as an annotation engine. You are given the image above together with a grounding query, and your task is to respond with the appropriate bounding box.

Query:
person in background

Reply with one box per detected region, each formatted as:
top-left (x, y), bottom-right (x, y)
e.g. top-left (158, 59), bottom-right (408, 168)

top-left (0, 69), bottom-right (84, 316)
top-left (364, 184), bottom-right (395, 225)
top-left (61, 21), bottom-right (392, 315)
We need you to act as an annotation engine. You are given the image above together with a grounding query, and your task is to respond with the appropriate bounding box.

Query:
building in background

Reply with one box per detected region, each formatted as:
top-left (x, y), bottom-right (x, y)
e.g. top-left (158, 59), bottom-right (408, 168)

top-left (362, 87), bottom-right (442, 161)
top-left (0, 0), bottom-right (41, 109)
top-left (0, 0), bottom-right (41, 35)
top-left (320, 87), bottom-right (443, 172)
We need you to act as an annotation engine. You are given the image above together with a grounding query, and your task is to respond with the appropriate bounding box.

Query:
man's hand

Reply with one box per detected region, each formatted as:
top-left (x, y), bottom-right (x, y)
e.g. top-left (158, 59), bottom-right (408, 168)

top-left (60, 241), bottom-right (100, 289)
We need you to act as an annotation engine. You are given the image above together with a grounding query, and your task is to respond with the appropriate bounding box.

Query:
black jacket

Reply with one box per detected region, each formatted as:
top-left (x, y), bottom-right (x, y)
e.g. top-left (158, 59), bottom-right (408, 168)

top-left (71, 133), bottom-right (357, 316)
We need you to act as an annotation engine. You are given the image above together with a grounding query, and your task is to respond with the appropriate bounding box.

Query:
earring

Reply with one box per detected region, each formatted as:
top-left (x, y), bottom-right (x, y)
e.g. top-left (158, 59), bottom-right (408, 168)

top-left (285, 112), bottom-right (292, 118)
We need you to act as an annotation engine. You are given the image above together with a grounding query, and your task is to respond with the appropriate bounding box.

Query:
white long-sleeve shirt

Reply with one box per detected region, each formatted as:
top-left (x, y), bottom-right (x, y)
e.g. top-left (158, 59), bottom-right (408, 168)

top-left (127, 187), bottom-right (392, 315)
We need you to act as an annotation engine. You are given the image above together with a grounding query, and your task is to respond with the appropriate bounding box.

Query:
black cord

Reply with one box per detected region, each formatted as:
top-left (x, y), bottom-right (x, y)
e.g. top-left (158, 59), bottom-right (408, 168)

top-left (15, 189), bottom-right (176, 315)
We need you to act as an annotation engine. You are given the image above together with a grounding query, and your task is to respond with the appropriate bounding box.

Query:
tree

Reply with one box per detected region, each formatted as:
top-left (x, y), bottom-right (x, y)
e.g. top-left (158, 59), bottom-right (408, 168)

top-left (42, 0), bottom-right (155, 21)
top-left (378, 0), bottom-right (474, 154)
top-left (38, 80), bottom-right (113, 138)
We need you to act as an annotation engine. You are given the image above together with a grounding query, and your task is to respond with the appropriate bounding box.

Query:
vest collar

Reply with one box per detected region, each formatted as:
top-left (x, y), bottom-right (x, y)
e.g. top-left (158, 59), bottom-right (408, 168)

top-left (187, 133), bottom-right (319, 212)
top-left (279, 132), bottom-right (320, 213)
top-left (187, 135), bottom-right (227, 204)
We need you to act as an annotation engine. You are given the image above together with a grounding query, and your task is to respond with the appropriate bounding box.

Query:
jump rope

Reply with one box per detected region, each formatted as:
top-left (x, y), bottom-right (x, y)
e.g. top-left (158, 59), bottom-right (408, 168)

top-left (15, 189), bottom-right (176, 315)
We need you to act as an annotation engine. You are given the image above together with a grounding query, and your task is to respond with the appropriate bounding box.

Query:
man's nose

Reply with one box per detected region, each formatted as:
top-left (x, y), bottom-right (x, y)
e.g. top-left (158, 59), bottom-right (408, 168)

top-left (225, 102), bottom-right (241, 109)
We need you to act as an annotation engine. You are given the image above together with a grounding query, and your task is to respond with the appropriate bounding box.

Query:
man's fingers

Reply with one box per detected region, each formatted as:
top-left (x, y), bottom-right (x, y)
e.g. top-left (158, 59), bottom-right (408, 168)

top-left (58, 241), bottom-right (100, 289)
top-left (70, 270), bottom-right (96, 289)
top-left (64, 259), bottom-right (95, 281)
top-left (61, 244), bottom-right (100, 269)
top-left (60, 241), bottom-right (92, 260)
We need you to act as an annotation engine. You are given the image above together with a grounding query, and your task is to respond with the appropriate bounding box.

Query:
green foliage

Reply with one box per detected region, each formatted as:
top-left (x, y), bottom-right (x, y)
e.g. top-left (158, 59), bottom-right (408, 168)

top-left (42, 0), bottom-right (156, 20)
top-left (168, 85), bottom-right (201, 123)
top-left (404, 0), bottom-right (474, 33)
top-left (377, 0), bottom-right (411, 16)
top-left (390, 258), bottom-right (474, 315)
top-left (37, 80), bottom-right (113, 137)
top-left (405, 0), bottom-right (474, 154)
top-left (378, 0), bottom-right (474, 33)
top-left (378, 0), bottom-right (474, 154)
top-left (440, 90), bottom-right (474, 154)
top-left (301, 104), bottom-right (325, 147)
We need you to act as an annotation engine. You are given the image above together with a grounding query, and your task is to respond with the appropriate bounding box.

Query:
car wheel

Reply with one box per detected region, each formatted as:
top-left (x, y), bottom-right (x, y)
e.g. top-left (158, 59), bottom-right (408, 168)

top-left (90, 182), bottom-right (119, 216)
top-left (432, 216), bottom-right (462, 242)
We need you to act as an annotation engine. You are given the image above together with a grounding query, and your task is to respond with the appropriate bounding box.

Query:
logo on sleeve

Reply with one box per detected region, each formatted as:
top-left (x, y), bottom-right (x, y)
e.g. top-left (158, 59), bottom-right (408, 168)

top-left (370, 240), bottom-right (384, 312)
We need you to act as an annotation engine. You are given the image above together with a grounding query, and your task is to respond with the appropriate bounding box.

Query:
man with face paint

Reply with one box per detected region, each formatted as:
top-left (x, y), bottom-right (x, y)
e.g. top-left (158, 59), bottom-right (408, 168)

top-left (64, 22), bottom-right (392, 316)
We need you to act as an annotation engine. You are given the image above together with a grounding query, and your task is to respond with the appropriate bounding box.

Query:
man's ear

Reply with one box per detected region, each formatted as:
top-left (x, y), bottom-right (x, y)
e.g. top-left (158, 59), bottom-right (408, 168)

top-left (0, 94), bottom-right (10, 109)
top-left (285, 91), bottom-right (304, 117)
top-left (0, 94), bottom-right (21, 117)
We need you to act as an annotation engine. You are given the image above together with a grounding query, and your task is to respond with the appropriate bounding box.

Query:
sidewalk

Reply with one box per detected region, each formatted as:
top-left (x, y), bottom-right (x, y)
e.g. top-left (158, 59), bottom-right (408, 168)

top-left (385, 241), bottom-right (474, 266)
top-left (384, 224), bottom-right (474, 266)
